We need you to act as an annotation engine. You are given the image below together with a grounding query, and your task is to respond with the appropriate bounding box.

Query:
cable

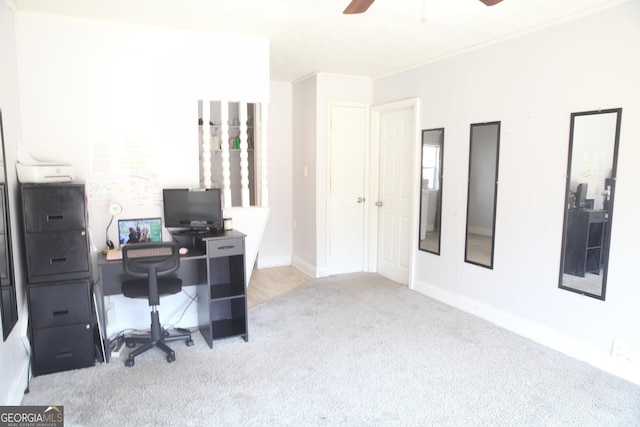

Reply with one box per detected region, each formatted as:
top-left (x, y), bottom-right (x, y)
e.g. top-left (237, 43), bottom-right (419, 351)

top-left (162, 290), bottom-right (198, 331)
top-left (105, 215), bottom-right (115, 249)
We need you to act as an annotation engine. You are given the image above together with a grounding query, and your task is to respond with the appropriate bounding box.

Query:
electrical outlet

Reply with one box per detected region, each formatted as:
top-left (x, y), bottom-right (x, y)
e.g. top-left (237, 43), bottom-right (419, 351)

top-left (611, 339), bottom-right (630, 360)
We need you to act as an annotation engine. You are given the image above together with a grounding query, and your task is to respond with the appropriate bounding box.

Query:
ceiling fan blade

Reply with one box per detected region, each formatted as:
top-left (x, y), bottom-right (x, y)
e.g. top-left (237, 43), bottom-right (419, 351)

top-left (479, 0), bottom-right (503, 5)
top-left (343, 0), bottom-right (376, 14)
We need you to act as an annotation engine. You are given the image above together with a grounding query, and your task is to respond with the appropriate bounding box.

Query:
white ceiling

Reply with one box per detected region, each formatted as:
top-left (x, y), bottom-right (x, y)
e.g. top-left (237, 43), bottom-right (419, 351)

top-left (12, 0), bottom-right (625, 82)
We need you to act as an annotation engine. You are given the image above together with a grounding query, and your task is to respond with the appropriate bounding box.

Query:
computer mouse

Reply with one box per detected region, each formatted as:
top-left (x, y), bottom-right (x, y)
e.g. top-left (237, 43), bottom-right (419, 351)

top-left (179, 247), bottom-right (189, 255)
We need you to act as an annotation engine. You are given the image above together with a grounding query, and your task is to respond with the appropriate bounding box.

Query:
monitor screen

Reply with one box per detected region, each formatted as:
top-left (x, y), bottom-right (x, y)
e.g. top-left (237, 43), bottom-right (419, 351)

top-left (575, 182), bottom-right (588, 209)
top-left (162, 188), bottom-right (223, 231)
top-left (118, 217), bottom-right (163, 246)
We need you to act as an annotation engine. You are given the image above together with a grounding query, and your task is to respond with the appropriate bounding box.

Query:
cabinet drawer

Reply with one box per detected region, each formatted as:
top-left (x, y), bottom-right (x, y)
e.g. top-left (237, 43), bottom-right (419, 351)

top-left (28, 280), bottom-right (91, 329)
top-left (26, 231), bottom-right (89, 280)
top-left (32, 323), bottom-right (94, 376)
top-left (22, 185), bottom-right (86, 232)
top-left (207, 238), bottom-right (243, 258)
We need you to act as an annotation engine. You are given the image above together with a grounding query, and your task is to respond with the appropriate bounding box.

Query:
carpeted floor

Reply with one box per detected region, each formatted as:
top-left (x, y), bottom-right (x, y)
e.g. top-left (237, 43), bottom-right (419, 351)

top-left (21, 273), bottom-right (640, 426)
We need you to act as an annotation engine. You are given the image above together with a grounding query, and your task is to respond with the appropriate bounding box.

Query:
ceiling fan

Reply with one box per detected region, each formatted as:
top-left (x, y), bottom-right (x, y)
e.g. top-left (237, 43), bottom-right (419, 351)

top-left (344, 0), bottom-right (503, 14)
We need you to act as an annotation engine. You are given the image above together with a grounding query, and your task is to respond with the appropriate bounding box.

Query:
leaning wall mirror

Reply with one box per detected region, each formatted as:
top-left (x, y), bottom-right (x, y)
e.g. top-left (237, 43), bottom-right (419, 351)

top-left (559, 108), bottom-right (622, 300)
top-left (419, 128), bottom-right (444, 255)
top-left (0, 109), bottom-right (18, 340)
top-left (465, 122), bottom-right (500, 269)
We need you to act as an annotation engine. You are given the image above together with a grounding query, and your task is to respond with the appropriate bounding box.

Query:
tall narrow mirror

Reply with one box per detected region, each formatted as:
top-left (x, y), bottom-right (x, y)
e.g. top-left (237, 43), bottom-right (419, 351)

top-left (465, 122), bottom-right (500, 269)
top-left (559, 108), bottom-right (622, 300)
top-left (0, 110), bottom-right (18, 340)
top-left (419, 128), bottom-right (444, 255)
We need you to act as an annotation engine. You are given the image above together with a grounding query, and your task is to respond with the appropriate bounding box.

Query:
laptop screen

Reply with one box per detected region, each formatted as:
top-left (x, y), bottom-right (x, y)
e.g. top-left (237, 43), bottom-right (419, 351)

top-left (117, 218), bottom-right (162, 246)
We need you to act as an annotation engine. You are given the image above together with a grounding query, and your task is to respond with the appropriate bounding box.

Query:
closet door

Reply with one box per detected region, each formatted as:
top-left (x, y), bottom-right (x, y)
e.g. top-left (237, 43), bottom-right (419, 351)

top-left (328, 102), bottom-right (368, 275)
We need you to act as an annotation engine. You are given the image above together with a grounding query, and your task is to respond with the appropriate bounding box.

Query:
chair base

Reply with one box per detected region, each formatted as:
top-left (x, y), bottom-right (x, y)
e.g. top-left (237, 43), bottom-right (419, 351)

top-left (124, 327), bottom-right (194, 367)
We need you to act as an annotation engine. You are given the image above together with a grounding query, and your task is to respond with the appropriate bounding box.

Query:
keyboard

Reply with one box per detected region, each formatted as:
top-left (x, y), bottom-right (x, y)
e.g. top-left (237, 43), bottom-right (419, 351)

top-left (105, 247), bottom-right (173, 261)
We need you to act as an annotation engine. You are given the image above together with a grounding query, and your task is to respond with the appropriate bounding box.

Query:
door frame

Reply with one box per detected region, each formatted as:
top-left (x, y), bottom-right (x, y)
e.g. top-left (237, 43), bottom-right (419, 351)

top-left (368, 98), bottom-right (421, 288)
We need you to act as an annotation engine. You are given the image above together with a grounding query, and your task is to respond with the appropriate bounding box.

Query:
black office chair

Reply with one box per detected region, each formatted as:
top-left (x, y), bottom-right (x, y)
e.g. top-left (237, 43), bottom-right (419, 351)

top-left (121, 242), bottom-right (193, 367)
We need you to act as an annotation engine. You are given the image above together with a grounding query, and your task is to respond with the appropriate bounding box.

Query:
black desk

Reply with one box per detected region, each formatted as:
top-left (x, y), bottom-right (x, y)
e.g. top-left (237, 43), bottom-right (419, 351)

top-left (95, 230), bottom-right (248, 361)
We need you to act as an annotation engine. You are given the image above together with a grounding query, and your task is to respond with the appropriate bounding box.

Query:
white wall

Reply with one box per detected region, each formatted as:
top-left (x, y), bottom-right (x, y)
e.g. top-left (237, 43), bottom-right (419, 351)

top-left (291, 76), bottom-right (317, 276)
top-left (14, 12), bottom-right (270, 344)
top-left (0, 0), bottom-right (29, 405)
top-left (257, 82), bottom-right (293, 268)
top-left (373, 0), bottom-right (640, 382)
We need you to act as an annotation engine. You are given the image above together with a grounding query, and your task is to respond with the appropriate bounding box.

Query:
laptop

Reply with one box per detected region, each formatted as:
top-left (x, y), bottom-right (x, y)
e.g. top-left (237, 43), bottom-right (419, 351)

top-left (117, 217), bottom-right (163, 246)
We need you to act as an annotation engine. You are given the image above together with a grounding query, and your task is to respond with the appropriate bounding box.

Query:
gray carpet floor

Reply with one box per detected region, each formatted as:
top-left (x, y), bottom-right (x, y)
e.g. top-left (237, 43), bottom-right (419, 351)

top-left (21, 273), bottom-right (640, 426)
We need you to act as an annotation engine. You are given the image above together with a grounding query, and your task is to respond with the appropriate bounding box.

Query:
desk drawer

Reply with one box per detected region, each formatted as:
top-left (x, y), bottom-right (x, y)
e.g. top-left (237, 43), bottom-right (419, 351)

top-left (207, 238), bottom-right (243, 258)
top-left (588, 211), bottom-right (605, 223)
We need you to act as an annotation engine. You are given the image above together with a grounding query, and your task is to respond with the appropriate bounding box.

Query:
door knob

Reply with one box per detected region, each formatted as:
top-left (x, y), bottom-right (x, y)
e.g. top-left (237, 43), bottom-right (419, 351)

top-left (357, 197), bottom-right (365, 203)
top-left (375, 201), bottom-right (383, 207)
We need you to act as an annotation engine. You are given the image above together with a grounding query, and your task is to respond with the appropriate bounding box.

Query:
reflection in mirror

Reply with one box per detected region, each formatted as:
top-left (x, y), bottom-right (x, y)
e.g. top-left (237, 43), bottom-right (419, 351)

top-left (465, 122), bottom-right (500, 269)
top-left (559, 108), bottom-right (622, 300)
top-left (0, 110), bottom-right (18, 340)
top-left (419, 128), bottom-right (444, 255)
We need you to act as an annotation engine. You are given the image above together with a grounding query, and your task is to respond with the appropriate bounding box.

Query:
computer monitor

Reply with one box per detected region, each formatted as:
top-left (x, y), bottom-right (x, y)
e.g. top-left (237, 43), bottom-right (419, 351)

top-left (575, 182), bottom-right (588, 209)
top-left (118, 217), bottom-right (163, 246)
top-left (162, 188), bottom-right (223, 232)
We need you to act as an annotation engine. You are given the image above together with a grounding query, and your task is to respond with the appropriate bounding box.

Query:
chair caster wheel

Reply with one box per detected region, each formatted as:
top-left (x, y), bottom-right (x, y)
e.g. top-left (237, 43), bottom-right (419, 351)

top-left (125, 358), bottom-right (134, 367)
top-left (186, 339), bottom-right (194, 347)
top-left (167, 353), bottom-right (175, 363)
top-left (126, 341), bottom-right (136, 348)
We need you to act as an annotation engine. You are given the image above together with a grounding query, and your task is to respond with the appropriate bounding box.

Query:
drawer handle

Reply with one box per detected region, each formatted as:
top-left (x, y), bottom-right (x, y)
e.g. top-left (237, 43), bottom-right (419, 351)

top-left (47, 214), bottom-right (64, 222)
top-left (52, 310), bottom-right (69, 317)
top-left (56, 351), bottom-right (73, 359)
top-left (216, 245), bottom-right (236, 250)
top-left (50, 257), bottom-right (67, 264)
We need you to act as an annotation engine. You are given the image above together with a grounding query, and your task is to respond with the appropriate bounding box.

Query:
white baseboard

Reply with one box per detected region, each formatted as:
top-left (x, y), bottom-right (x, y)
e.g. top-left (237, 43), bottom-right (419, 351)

top-left (256, 255), bottom-right (292, 269)
top-left (7, 355), bottom-right (29, 405)
top-left (291, 256), bottom-right (319, 278)
top-left (413, 279), bottom-right (640, 385)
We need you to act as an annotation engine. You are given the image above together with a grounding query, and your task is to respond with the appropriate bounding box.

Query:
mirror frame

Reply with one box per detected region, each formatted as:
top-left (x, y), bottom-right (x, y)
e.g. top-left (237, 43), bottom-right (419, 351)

top-left (0, 109), bottom-right (18, 340)
top-left (418, 128), bottom-right (444, 255)
top-left (558, 108), bottom-right (622, 300)
top-left (465, 121), bottom-right (501, 269)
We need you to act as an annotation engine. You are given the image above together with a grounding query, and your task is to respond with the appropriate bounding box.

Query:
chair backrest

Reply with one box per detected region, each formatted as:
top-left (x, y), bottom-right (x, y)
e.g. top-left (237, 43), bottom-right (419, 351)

top-left (122, 242), bottom-right (180, 305)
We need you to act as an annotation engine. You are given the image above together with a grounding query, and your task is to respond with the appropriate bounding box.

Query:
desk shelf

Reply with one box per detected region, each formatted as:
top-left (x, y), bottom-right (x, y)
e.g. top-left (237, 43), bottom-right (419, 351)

top-left (210, 281), bottom-right (245, 300)
top-left (197, 232), bottom-right (248, 347)
top-left (210, 319), bottom-right (247, 340)
top-left (564, 209), bottom-right (605, 277)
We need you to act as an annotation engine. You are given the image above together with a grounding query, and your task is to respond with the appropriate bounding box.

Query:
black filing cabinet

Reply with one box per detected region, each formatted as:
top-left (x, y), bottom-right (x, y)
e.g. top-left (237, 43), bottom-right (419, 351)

top-left (22, 183), bottom-right (95, 376)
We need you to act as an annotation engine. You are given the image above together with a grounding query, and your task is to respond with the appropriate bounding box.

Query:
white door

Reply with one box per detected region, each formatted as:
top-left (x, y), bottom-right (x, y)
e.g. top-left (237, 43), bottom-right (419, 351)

top-left (328, 103), bottom-right (367, 274)
top-left (374, 104), bottom-right (416, 284)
